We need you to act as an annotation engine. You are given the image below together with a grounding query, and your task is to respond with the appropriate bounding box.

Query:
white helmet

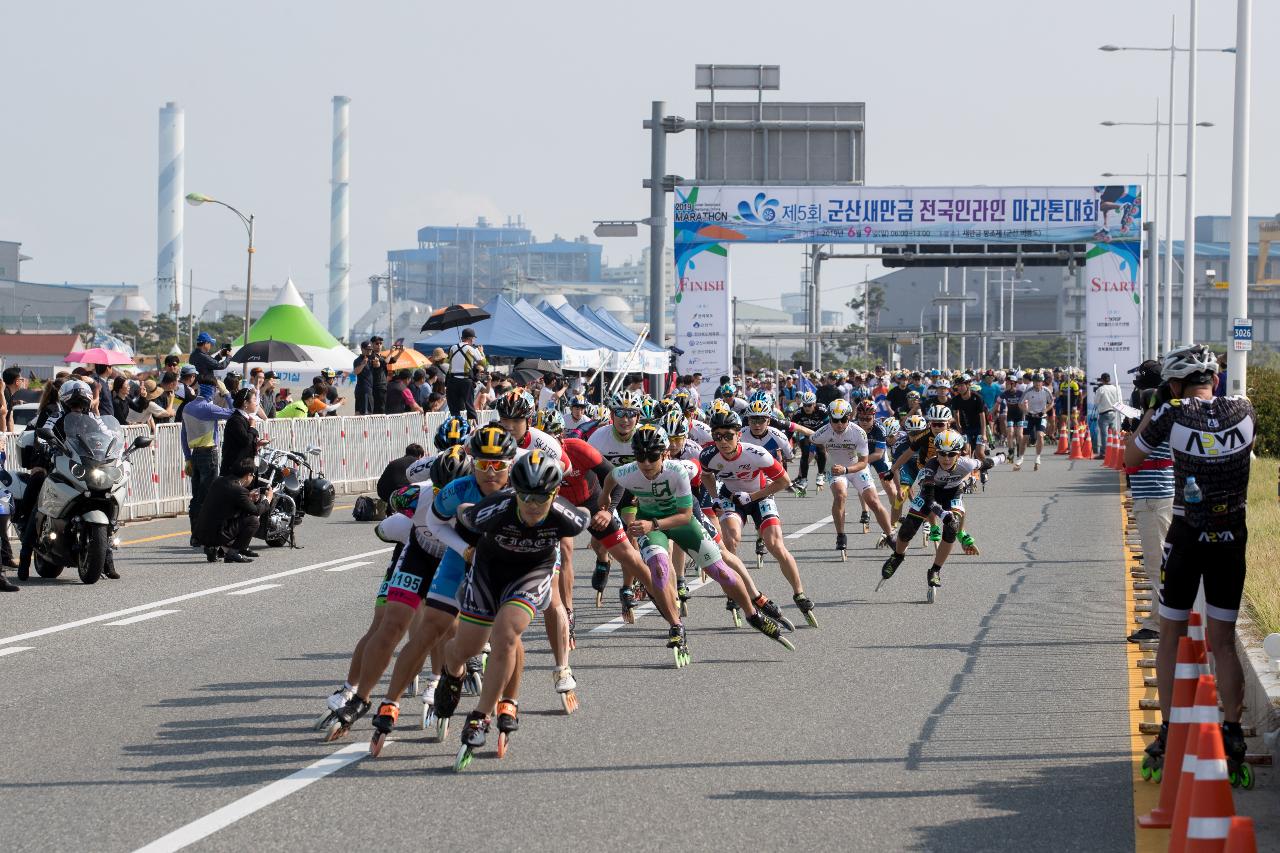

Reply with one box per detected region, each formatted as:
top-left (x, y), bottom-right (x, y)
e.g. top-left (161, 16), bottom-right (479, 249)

top-left (1161, 344), bottom-right (1219, 381)
top-left (59, 379), bottom-right (94, 408)
top-left (925, 404), bottom-right (953, 423)
top-left (879, 417), bottom-right (901, 436)
top-left (828, 399), bottom-right (853, 421)
top-left (934, 429), bottom-right (966, 454)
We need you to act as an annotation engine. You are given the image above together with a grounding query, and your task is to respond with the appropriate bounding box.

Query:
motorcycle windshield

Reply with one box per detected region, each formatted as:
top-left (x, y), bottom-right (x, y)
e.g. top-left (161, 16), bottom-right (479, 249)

top-left (62, 413), bottom-right (124, 462)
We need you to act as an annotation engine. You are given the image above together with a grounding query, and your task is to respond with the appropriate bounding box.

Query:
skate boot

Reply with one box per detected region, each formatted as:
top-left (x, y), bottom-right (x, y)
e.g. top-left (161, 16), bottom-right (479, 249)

top-left (495, 699), bottom-right (519, 759)
top-left (927, 523), bottom-right (941, 543)
top-left (667, 624), bottom-right (691, 668)
top-left (754, 594), bottom-right (795, 631)
top-left (1221, 722), bottom-right (1255, 789)
top-left (676, 580), bottom-right (690, 616)
top-left (420, 674), bottom-right (439, 730)
top-left (1034, 455), bottom-right (1041, 472)
top-left (754, 537), bottom-right (767, 568)
top-left (793, 477), bottom-right (808, 491)
top-left (566, 607), bottom-right (577, 650)
top-left (619, 585), bottom-right (636, 624)
top-left (454, 711), bottom-right (490, 772)
top-left (747, 611), bottom-right (797, 650)
top-left (726, 596), bottom-right (743, 628)
top-left (957, 531), bottom-right (980, 556)
top-left (1012, 457), bottom-right (1022, 472)
top-left (877, 552), bottom-right (905, 591)
top-left (322, 695), bottom-right (371, 743)
top-left (369, 701), bottom-right (399, 758)
top-left (591, 561), bottom-right (610, 607)
top-left (926, 566), bottom-right (942, 604)
top-left (426, 672), bottom-right (464, 742)
top-left (462, 654), bottom-right (485, 696)
top-left (1140, 721), bottom-right (1167, 783)
top-left (835, 532), bottom-right (848, 562)
top-left (792, 592), bottom-right (819, 628)
top-left (815, 473), bottom-right (826, 490)
top-left (314, 685), bottom-right (353, 731)
top-left (553, 665), bottom-right (579, 714)
top-left (859, 510), bottom-right (870, 534)
top-left (875, 532), bottom-right (897, 550)
top-left (790, 481), bottom-right (807, 498)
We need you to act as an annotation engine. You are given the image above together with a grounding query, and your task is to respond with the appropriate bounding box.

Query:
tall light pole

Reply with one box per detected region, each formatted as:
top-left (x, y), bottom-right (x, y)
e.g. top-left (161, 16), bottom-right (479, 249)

top-left (1182, 0), bottom-right (1199, 345)
top-left (1227, 0), bottom-right (1251, 395)
top-left (186, 192), bottom-right (255, 341)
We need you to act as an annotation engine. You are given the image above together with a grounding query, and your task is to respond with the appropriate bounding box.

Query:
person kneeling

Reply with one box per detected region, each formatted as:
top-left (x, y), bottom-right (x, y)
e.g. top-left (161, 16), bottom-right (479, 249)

top-left (196, 457), bottom-right (271, 563)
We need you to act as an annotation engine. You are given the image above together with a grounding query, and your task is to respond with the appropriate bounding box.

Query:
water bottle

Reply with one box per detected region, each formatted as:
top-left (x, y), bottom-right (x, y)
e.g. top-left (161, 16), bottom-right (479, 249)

top-left (1183, 476), bottom-right (1203, 505)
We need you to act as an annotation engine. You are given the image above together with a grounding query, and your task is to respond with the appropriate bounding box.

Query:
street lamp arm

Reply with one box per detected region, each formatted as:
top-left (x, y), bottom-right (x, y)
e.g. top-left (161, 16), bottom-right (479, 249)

top-left (1099, 44), bottom-right (1236, 53)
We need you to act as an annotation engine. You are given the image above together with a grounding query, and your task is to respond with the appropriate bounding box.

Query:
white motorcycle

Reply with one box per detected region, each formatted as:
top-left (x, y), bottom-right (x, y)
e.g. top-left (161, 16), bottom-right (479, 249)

top-left (34, 413), bottom-right (152, 584)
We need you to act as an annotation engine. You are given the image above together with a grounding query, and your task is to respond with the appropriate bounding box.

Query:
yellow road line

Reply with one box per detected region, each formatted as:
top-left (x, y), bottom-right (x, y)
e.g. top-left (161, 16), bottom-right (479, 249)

top-left (1120, 471), bottom-right (1168, 852)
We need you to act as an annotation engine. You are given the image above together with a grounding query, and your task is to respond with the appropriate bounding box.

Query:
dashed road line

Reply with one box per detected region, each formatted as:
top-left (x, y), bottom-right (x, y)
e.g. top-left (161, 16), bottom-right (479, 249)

top-left (324, 561), bottom-right (371, 573)
top-left (226, 584), bottom-right (282, 596)
top-left (0, 646), bottom-right (34, 657)
top-left (106, 610), bottom-right (181, 627)
top-left (786, 515), bottom-right (833, 539)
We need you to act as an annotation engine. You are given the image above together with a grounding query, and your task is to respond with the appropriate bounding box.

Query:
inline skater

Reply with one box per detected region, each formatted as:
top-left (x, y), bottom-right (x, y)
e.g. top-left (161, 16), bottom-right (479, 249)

top-left (563, 395), bottom-right (592, 432)
top-left (950, 376), bottom-right (989, 464)
top-left (810, 400), bottom-right (895, 559)
top-left (741, 399), bottom-right (799, 493)
top-left (790, 391), bottom-right (829, 490)
top-left (998, 376), bottom-right (1025, 466)
top-left (587, 389), bottom-right (647, 618)
top-left (1125, 344), bottom-right (1257, 789)
top-left (700, 410), bottom-right (818, 627)
top-left (878, 429), bottom-right (997, 601)
top-left (432, 451), bottom-right (588, 769)
top-left (1018, 374), bottom-right (1054, 472)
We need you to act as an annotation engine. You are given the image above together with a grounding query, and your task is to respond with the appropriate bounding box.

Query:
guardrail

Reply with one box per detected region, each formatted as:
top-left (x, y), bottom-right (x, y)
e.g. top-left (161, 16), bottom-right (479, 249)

top-left (1, 411), bottom-right (496, 523)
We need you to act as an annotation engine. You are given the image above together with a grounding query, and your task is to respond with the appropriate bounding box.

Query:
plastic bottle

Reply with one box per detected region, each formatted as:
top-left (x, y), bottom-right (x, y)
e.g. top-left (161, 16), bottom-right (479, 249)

top-left (1183, 475), bottom-right (1202, 505)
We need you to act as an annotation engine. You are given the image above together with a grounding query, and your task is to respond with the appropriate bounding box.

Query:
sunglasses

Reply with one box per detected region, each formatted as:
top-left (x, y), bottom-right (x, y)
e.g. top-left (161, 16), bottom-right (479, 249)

top-left (636, 451), bottom-right (663, 462)
top-left (855, 415), bottom-right (874, 421)
top-left (830, 417), bottom-right (850, 423)
top-left (929, 423), bottom-right (947, 429)
top-left (711, 432), bottom-right (737, 441)
top-left (613, 409), bottom-right (640, 418)
top-left (516, 491), bottom-right (554, 504)
top-left (474, 459), bottom-right (511, 472)
top-left (937, 451), bottom-right (960, 459)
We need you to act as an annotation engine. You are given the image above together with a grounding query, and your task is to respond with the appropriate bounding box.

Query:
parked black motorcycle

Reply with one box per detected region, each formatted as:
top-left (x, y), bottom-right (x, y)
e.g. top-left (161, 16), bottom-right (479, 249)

top-left (254, 445), bottom-right (335, 548)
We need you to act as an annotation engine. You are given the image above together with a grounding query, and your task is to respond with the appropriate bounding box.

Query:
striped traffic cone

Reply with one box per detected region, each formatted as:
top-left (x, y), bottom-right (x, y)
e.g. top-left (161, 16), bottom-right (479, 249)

top-left (1223, 817), bottom-right (1256, 853)
top-left (1169, 677), bottom-right (1222, 851)
top-left (1101, 429), bottom-right (1113, 466)
top-left (1139, 638), bottom-right (1207, 827)
top-left (1069, 424), bottom-right (1086, 460)
top-left (1112, 430), bottom-right (1128, 469)
top-left (1188, 613), bottom-right (1210, 673)
top-left (1082, 424), bottom-right (1095, 458)
top-left (1184, 722), bottom-right (1237, 852)
top-left (1055, 427), bottom-right (1070, 455)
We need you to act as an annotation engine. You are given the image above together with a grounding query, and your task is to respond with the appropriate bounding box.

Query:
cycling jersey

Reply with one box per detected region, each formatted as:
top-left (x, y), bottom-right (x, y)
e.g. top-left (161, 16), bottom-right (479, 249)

top-left (558, 437), bottom-right (608, 507)
top-left (864, 422), bottom-right (891, 475)
top-left (688, 418), bottom-right (713, 448)
top-left (791, 404), bottom-right (829, 432)
top-left (699, 442), bottom-right (785, 495)
top-left (610, 460), bottom-right (697, 519)
top-left (740, 425), bottom-right (793, 463)
top-left (951, 393), bottom-right (987, 437)
top-left (999, 388), bottom-right (1025, 424)
top-left (1135, 395), bottom-right (1255, 531)
top-left (425, 475), bottom-right (489, 614)
top-left (405, 452), bottom-right (439, 484)
top-left (809, 422), bottom-right (869, 468)
top-left (515, 427), bottom-right (562, 463)
top-left (588, 426), bottom-right (638, 466)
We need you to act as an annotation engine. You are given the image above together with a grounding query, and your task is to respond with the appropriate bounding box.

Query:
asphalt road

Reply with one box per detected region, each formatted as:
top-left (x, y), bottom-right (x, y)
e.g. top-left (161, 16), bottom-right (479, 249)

top-left (0, 453), bottom-right (1268, 852)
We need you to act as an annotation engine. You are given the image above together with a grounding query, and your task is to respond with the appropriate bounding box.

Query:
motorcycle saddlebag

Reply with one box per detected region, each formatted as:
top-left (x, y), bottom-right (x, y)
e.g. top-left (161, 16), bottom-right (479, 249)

top-left (303, 477), bottom-right (336, 518)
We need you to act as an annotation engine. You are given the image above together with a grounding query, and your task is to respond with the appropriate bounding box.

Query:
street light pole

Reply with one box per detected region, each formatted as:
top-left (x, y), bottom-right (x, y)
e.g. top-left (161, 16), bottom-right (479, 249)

top-left (1182, 0), bottom-right (1199, 345)
top-left (1164, 15), bottom-right (1177, 355)
top-left (243, 214), bottom-right (255, 341)
top-left (1227, 0), bottom-right (1251, 395)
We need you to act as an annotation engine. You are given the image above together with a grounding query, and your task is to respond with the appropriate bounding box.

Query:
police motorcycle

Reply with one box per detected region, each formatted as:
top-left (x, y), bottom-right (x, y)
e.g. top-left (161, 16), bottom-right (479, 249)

top-left (253, 444), bottom-right (335, 548)
top-left (33, 412), bottom-right (152, 584)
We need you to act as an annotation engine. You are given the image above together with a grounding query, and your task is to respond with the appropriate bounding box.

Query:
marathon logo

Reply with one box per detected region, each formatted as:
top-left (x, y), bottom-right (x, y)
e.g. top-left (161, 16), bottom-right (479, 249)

top-left (1170, 421), bottom-right (1253, 457)
top-left (1196, 530), bottom-right (1235, 543)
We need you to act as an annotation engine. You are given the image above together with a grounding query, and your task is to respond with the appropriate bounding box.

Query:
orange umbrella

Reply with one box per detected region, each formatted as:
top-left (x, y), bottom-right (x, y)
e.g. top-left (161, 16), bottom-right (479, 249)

top-left (387, 347), bottom-right (430, 372)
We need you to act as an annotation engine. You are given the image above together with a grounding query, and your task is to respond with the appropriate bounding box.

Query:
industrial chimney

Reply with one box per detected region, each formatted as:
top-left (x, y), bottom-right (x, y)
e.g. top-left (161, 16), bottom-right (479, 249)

top-left (157, 101), bottom-right (184, 320)
top-left (328, 96), bottom-right (351, 342)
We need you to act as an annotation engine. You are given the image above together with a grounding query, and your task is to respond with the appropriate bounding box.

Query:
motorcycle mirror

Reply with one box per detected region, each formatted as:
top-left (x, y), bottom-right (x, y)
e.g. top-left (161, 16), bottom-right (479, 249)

top-left (37, 426), bottom-right (56, 443)
top-left (306, 445), bottom-right (321, 456)
top-left (132, 435), bottom-right (154, 449)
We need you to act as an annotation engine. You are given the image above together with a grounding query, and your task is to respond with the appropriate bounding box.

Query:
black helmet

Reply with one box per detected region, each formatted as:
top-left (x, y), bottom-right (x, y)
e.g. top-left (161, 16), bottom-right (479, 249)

top-left (494, 390), bottom-right (535, 420)
top-left (708, 410), bottom-right (742, 431)
top-left (468, 424), bottom-right (517, 460)
top-left (429, 445), bottom-right (473, 490)
top-left (509, 449), bottom-right (564, 495)
top-left (1128, 359), bottom-right (1163, 391)
top-left (630, 424), bottom-right (670, 457)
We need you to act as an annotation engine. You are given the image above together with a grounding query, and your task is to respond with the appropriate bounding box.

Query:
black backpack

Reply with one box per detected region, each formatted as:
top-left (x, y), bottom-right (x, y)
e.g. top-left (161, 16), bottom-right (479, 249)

top-left (351, 495), bottom-right (384, 522)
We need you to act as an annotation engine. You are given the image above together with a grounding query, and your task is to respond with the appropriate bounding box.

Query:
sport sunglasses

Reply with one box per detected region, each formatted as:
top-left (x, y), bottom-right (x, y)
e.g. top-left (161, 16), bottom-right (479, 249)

top-left (711, 431), bottom-right (738, 441)
top-left (516, 490), bottom-right (555, 504)
top-left (474, 459), bottom-right (511, 472)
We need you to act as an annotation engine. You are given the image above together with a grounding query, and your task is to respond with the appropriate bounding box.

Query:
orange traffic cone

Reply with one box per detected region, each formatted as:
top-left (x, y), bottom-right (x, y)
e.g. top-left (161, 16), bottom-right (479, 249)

top-left (1223, 817), bottom-right (1257, 853)
top-left (1188, 612), bottom-right (1210, 672)
top-left (1101, 429), bottom-right (1113, 466)
top-left (1055, 427), bottom-right (1070, 455)
top-left (1169, 677), bottom-right (1222, 852)
top-left (1113, 430), bottom-right (1128, 469)
top-left (1069, 424), bottom-right (1086, 460)
top-left (1082, 424), bottom-right (1095, 458)
top-left (1139, 638), bottom-right (1206, 828)
top-left (1184, 722), bottom-right (1237, 852)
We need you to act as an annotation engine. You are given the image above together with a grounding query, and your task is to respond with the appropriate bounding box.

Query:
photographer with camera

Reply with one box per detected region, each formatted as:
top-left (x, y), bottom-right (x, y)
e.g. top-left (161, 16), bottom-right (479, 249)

top-left (190, 332), bottom-right (233, 379)
top-left (1124, 344), bottom-right (1257, 775)
top-left (1092, 372), bottom-right (1122, 459)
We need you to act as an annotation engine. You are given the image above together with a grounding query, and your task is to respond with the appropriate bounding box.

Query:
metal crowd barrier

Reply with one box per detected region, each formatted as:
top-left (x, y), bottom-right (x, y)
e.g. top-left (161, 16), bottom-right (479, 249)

top-left (0, 410), bottom-right (494, 524)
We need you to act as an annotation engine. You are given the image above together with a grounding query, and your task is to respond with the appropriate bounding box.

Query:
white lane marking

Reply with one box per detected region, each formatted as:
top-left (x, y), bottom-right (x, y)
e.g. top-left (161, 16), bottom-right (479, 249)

top-left (786, 515), bottom-right (833, 539)
top-left (226, 584), bottom-right (281, 596)
top-left (0, 646), bottom-right (33, 657)
top-left (106, 610), bottom-right (181, 627)
top-left (132, 742), bottom-right (369, 853)
top-left (589, 578), bottom-right (712, 635)
top-left (324, 561), bottom-right (371, 573)
top-left (0, 547), bottom-right (394, 648)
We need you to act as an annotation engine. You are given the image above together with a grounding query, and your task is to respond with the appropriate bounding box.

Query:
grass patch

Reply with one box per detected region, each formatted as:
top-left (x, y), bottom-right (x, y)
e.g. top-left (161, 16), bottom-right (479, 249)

top-left (1243, 456), bottom-right (1280, 638)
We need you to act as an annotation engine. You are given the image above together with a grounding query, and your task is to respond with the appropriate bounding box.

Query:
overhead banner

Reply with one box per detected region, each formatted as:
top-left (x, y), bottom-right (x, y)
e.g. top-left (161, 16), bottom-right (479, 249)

top-left (672, 184), bottom-right (1142, 391)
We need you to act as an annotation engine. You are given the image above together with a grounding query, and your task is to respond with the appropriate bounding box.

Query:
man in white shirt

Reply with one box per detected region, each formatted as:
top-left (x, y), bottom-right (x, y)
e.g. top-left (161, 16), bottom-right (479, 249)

top-left (1093, 373), bottom-right (1122, 458)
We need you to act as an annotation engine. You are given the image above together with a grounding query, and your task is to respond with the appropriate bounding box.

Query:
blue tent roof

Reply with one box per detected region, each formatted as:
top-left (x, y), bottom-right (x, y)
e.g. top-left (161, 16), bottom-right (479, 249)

top-left (413, 296), bottom-right (562, 360)
top-left (512, 298), bottom-right (612, 354)
top-left (589, 308), bottom-right (665, 354)
top-left (548, 303), bottom-right (637, 352)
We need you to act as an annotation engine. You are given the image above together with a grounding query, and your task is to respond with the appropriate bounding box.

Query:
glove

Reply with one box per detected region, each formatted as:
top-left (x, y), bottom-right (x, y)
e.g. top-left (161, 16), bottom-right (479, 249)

top-left (184, 460), bottom-right (193, 477)
top-left (734, 492), bottom-right (753, 507)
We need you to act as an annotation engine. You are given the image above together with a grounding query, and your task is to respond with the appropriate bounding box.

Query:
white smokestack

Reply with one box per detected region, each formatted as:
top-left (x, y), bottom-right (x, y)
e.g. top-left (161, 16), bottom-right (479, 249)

top-left (328, 95), bottom-right (350, 341)
top-left (157, 101), bottom-right (184, 318)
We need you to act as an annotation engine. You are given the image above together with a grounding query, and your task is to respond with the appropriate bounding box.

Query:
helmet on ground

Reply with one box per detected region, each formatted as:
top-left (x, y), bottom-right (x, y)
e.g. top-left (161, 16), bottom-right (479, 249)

top-left (800, 391), bottom-right (817, 406)
top-left (934, 429), bottom-right (966, 454)
top-left (855, 400), bottom-right (877, 420)
top-left (925, 404), bottom-right (953, 423)
top-left (1161, 344), bottom-right (1219, 381)
top-left (429, 445), bottom-right (473, 489)
top-left (610, 389), bottom-right (644, 415)
top-left (630, 424), bottom-right (670, 457)
top-left (510, 449), bottom-right (564, 495)
top-left (59, 379), bottom-right (94, 408)
top-left (708, 410), bottom-right (742, 431)
top-left (828, 399), bottom-right (853, 421)
top-left (469, 424), bottom-right (517, 460)
top-left (879, 417), bottom-right (901, 436)
top-left (434, 416), bottom-right (471, 450)
top-left (903, 414), bottom-right (929, 433)
top-left (495, 390), bottom-right (535, 421)
top-left (746, 399), bottom-right (772, 419)
top-left (661, 410), bottom-right (689, 438)
top-left (389, 484), bottom-right (421, 516)
top-left (534, 408), bottom-right (565, 436)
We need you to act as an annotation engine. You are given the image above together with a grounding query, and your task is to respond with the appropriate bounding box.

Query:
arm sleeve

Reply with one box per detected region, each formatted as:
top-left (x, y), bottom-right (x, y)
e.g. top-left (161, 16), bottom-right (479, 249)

top-left (427, 486), bottom-right (473, 556)
top-left (1135, 404), bottom-right (1174, 454)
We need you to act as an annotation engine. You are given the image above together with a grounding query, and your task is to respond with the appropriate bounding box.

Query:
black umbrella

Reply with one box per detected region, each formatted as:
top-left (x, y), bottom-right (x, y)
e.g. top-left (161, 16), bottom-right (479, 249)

top-left (420, 303), bottom-right (491, 333)
top-left (512, 357), bottom-right (562, 376)
top-left (231, 339), bottom-right (310, 364)
top-left (511, 368), bottom-right (545, 387)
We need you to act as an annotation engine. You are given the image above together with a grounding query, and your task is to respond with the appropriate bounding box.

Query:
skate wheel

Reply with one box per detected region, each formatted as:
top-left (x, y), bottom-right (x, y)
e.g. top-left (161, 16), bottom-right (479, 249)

top-left (436, 718), bottom-right (449, 742)
top-left (1152, 767), bottom-right (1162, 784)
top-left (568, 636), bottom-right (576, 651)
top-left (453, 744), bottom-right (474, 772)
top-left (412, 675), bottom-right (420, 698)
top-left (1232, 764), bottom-right (1254, 790)
top-left (369, 731), bottom-right (386, 758)
top-left (840, 550), bottom-right (847, 562)
top-left (679, 600), bottom-right (688, 617)
top-left (732, 611), bottom-right (743, 628)
top-left (560, 691), bottom-right (578, 714)
top-left (595, 590), bottom-right (603, 608)
top-left (927, 586), bottom-right (937, 604)
top-left (481, 652), bottom-right (488, 673)
top-left (804, 611), bottom-right (819, 628)
top-left (862, 524), bottom-right (870, 534)
top-left (313, 711), bottom-right (335, 732)
top-left (1140, 763), bottom-right (1153, 782)
top-left (322, 721), bottom-right (347, 743)
top-left (496, 731), bottom-right (509, 759)
top-left (777, 635), bottom-right (796, 652)
top-left (622, 608), bottom-right (635, 625)
top-left (421, 706), bottom-right (432, 730)
top-left (700, 571), bottom-right (707, 584)
top-left (779, 616), bottom-right (796, 632)
top-left (756, 555), bottom-right (764, 569)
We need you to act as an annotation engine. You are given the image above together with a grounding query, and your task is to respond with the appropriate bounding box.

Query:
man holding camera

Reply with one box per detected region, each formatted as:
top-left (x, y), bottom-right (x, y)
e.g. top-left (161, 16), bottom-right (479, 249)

top-left (196, 457), bottom-right (272, 564)
top-left (445, 328), bottom-right (486, 422)
top-left (190, 332), bottom-right (232, 378)
top-left (1124, 344), bottom-right (1256, 773)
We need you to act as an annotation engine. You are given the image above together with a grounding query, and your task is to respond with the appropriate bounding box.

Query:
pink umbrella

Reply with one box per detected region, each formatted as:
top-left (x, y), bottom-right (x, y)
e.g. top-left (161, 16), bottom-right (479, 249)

top-left (64, 347), bottom-right (135, 366)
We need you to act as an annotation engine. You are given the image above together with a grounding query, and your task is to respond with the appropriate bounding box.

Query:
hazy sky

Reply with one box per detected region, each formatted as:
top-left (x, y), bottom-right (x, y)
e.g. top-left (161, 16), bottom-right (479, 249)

top-left (2, 0), bottom-right (1273, 326)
